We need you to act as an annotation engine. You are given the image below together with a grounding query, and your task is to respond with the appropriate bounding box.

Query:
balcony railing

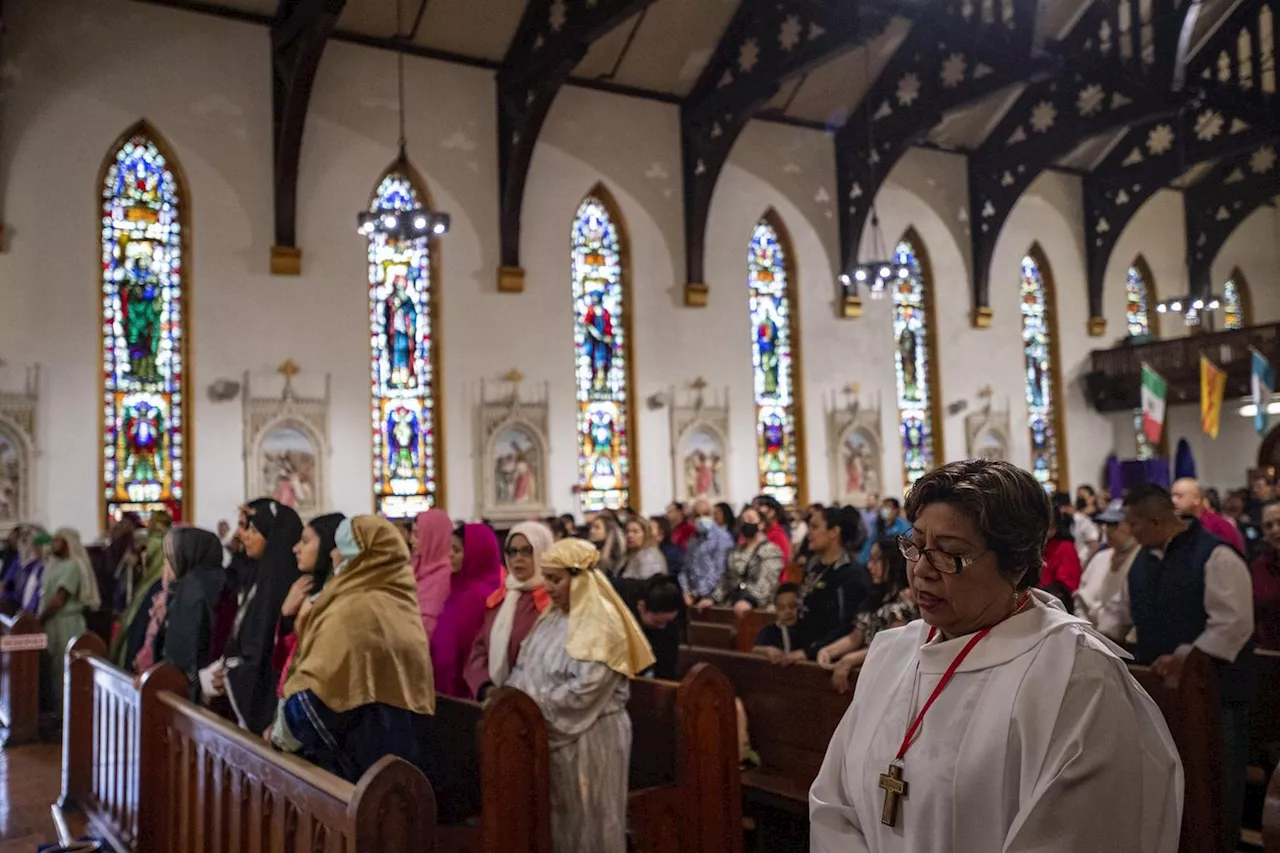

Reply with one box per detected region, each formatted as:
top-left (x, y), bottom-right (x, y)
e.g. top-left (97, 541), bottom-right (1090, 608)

top-left (1086, 323), bottom-right (1280, 413)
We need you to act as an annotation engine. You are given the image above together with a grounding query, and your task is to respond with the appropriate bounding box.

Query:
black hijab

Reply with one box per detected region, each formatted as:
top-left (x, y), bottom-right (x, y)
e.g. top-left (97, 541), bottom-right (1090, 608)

top-left (305, 513), bottom-right (345, 594)
top-left (162, 527), bottom-right (227, 700)
top-left (223, 498), bottom-right (302, 734)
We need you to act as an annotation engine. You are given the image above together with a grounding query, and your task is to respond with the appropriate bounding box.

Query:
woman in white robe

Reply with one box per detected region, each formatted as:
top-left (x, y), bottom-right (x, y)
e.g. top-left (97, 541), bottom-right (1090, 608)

top-left (810, 459), bottom-right (1183, 853)
top-left (508, 538), bottom-right (655, 853)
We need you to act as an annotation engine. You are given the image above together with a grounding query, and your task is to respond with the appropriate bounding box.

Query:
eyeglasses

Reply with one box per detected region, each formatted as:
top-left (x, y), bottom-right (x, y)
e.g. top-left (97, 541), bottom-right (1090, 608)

top-left (896, 535), bottom-right (986, 575)
top-left (505, 546), bottom-right (534, 559)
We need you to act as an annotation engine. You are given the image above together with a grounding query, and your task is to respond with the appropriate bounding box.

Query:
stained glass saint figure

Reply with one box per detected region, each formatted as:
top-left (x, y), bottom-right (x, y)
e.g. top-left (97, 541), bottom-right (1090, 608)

top-left (583, 287), bottom-right (616, 394)
top-left (1020, 253), bottom-right (1060, 490)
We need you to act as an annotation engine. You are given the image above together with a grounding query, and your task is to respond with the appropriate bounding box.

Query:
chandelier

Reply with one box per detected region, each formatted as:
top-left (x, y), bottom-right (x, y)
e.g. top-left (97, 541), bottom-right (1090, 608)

top-left (1154, 294), bottom-right (1221, 327)
top-left (356, 0), bottom-right (451, 240)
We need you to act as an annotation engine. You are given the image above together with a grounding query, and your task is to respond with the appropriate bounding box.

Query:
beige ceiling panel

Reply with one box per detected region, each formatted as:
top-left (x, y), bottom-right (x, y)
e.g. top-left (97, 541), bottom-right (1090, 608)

top-left (575, 13), bottom-right (644, 81)
top-left (1056, 129), bottom-right (1125, 171)
top-left (785, 17), bottom-right (911, 123)
top-left (410, 0), bottom-right (528, 61)
top-left (172, 0), bottom-right (277, 16)
top-left (925, 84), bottom-right (1022, 150)
top-left (337, 0), bottom-right (398, 39)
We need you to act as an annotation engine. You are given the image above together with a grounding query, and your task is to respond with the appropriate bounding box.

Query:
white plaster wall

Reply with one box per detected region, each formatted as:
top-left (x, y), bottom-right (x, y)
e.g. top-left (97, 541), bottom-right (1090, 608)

top-left (2, 0), bottom-right (1270, 534)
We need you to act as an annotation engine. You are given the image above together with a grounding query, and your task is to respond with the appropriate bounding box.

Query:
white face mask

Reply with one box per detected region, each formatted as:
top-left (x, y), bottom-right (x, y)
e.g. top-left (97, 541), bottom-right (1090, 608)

top-left (879, 508), bottom-right (893, 522)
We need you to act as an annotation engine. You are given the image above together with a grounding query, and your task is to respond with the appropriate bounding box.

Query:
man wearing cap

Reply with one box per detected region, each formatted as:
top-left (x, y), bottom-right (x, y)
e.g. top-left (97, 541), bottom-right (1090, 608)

top-left (1074, 500), bottom-right (1140, 626)
top-left (1172, 477), bottom-right (1246, 554)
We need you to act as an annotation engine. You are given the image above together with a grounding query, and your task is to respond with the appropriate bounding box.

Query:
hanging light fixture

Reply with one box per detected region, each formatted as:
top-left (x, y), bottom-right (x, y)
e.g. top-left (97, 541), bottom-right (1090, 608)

top-left (838, 46), bottom-right (910, 316)
top-left (356, 0), bottom-right (451, 240)
top-left (1154, 293), bottom-right (1222, 327)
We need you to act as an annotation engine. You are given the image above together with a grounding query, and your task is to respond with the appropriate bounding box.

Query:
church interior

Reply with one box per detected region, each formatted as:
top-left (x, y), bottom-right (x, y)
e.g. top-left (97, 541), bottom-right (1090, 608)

top-left (1, 0), bottom-right (1279, 850)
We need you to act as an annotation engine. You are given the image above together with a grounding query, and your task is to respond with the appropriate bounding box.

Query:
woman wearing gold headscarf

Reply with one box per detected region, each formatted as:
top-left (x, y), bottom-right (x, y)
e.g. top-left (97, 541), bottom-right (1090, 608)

top-left (269, 515), bottom-right (438, 784)
top-left (508, 538), bottom-right (655, 853)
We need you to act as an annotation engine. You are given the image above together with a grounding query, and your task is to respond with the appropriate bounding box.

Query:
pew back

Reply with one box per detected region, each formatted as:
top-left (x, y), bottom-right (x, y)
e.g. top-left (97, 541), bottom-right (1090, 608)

top-left (0, 607), bottom-right (41, 745)
top-left (1253, 649), bottom-right (1280, 765)
top-left (1128, 651), bottom-right (1227, 853)
top-left (692, 608), bottom-right (776, 653)
top-left (687, 622), bottom-right (735, 651)
top-left (1265, 764), bottom-right (1280, 853)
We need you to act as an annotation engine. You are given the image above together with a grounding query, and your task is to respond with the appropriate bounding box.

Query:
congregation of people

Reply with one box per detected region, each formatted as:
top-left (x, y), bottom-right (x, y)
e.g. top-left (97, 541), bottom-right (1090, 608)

top-left (1, 463), bottom-right (1278, 850)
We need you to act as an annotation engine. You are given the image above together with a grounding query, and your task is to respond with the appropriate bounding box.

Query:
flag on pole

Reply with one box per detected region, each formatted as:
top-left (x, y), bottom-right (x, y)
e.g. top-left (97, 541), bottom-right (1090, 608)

top-left (1200, 356), bottom-right (1227, 439)
top-left (1140, 363), bottom-right (1167, 444)
top-left (1253, 349), bottom-right (1275, 435)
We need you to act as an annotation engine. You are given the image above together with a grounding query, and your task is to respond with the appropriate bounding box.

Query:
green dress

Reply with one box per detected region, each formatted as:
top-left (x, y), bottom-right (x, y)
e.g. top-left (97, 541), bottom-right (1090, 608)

top-left (38, 557), bottom-right (86, 717)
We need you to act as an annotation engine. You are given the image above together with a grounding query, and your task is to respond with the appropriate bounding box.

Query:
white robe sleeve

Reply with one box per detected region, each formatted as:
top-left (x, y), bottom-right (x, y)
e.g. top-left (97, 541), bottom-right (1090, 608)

top-left (1003, 644), bottom-right (1183, 853)
top-left (808, 695), bottom-right (871, 853)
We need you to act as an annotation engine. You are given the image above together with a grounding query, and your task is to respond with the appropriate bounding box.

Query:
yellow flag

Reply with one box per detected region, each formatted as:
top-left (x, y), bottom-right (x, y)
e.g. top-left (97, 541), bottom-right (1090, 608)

top-left (1201, 356), bottom-right (1227, 438)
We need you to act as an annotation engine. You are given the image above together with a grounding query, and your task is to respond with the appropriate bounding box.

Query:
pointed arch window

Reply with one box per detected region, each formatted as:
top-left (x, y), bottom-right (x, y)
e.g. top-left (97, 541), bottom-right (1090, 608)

top-left (100, 122), bottom-right (189, 523)
top-left (1020, 249), bottom-right (1066, 491)
top-left (892, 235), bottom-right (942, 487)
top-left (368, 162), bottom-right (443, 517)
top-left (1126, 258), bottom-right (1155, 337)
top-left (749, 214), bottom-right (805, 506)
top-left (1223, 272), bottom-right (1249, 330)
top-left (572, 189), bottom-right (635, 512)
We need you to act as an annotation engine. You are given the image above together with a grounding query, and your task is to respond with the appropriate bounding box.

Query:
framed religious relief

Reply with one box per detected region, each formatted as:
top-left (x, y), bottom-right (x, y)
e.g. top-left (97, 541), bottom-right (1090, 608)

top-left (0, 366), bottom-right (38, 535)
top-left (966, 406), bottom-right (1012, 462)
top-left (243, 363), bottom-right (330, 520)
top-left (828, 391), bottom-right (883, 507)
top-left (478, 375), bottom-right (552, 523)
top-left (670, 382), bottom-right (730, 504)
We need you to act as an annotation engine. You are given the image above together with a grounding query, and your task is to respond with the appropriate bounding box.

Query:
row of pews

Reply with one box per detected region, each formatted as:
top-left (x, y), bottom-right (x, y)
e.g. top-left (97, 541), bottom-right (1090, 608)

top-left (53, 632), bottom-right (742, 853)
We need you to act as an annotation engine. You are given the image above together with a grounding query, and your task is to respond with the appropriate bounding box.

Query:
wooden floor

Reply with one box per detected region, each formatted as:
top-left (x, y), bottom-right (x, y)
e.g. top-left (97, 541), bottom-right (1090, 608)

top-left (0, 741), bottom-right (83, 853)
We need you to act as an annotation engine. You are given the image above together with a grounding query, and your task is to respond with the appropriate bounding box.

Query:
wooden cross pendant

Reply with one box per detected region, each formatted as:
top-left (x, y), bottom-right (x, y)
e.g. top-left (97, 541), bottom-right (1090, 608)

top-left (879, 763), bottom-right (909, 827)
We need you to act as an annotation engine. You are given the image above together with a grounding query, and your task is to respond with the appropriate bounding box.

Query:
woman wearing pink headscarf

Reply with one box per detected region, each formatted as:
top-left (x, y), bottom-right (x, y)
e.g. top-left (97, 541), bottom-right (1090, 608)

top-left (431, 524), bottom-right (503, 697)
top-left (412, 509), bottom-right (455, 638)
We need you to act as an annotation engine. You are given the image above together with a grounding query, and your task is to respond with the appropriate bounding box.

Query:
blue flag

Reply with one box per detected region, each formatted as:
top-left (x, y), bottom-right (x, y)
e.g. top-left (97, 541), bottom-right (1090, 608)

top-left (1252, 350), bottom-right (1275, 435)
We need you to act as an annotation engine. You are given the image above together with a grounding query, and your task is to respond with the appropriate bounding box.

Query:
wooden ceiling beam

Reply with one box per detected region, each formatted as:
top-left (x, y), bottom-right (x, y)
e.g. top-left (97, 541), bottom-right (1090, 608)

top-left (270, 0), bottom-right (347, 275)
top-left (833, 0), bottom-right (1042, 323)
top-left (496, 0), bottom-right (658, 294)
top-left (678, 0), bottom-right (900, 306)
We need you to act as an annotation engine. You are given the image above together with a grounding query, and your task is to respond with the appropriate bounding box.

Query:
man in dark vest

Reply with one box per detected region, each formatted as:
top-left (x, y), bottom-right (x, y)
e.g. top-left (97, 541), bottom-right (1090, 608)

top-left (1100, 485), bottom-right (1254, 849)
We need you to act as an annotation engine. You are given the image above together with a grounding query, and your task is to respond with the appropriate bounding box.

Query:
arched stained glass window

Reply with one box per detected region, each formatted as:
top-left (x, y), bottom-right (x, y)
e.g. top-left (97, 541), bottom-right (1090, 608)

top-left (892, 236), bottom-right (940, 487)
top-left (368, 163), bottom-right (442, 517)
top-left (1126, 261), bottom-right (1152, 337)
top-left (749, 214), bottom-right (803, 506)
top-left (1223, 277), bottom-right (1245, 330)
top-left (100, 122), bottom-right (189, 524)
top-left (1020, 249), bottom-right (1065, 491)
top-left (572, 189), bottom-right (634, 512)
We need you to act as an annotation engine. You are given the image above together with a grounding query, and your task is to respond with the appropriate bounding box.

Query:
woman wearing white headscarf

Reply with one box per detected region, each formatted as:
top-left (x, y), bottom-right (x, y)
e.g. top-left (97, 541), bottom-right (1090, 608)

top-left (38, 528), bottom-right (100, 716)
top-left (464, 521), bottom-right (555, 700)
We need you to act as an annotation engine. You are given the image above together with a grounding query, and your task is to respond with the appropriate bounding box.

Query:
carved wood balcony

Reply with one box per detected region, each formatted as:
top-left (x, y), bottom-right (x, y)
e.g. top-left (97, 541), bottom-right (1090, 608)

top-left (1085, 324), bottom-right (1280, 413)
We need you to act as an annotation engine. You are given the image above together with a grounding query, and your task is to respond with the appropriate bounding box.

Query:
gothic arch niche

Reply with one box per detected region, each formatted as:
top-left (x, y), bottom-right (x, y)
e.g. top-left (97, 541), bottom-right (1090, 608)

top-left (98, 120), bottom-right (191, 525)
top-left (0, 371), bottom-right (37, 534)
top-left (827, 392), bottom-right (882, 507)
top-left (243, 371), bottom-right (330, 520)
top-left (572, 182), bottom-right (639, 512)
top-left (1020, 244), bottom-right (1069, 492)
top-left (1127, 255), bottom-right (1159, 338)
top-left (965, 406), bottom-right (1012, 462)
top-left (892, 227), bottom-right (945, 488)
top-left (670, 384), bottom-right (731, 505)
top-left (366, 157), bottom-right (445, 517)
top-left (1223, 267), bottom-right (1252, 330)
top-left (749, 209), bottom-right (808, 507)
top-left (478, 379), bottom-right (552, 523)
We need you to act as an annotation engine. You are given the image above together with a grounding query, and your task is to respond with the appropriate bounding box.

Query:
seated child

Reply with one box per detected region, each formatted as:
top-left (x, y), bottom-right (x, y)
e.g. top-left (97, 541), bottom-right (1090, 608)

top-left (752, 583), bottom-right (804, 664)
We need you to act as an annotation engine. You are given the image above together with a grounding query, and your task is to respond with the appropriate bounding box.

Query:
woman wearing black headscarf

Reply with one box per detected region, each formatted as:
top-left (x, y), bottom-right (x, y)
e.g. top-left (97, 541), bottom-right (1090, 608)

top-left (207, 498), bottom-right (302, 733)
top-left (158, 527), bottom-right (232, 702)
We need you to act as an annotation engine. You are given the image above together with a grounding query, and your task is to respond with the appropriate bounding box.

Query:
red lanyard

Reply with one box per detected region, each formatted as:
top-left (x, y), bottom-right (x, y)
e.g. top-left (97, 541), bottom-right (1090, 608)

top-left (895, 593), bottom-right (1030, 762)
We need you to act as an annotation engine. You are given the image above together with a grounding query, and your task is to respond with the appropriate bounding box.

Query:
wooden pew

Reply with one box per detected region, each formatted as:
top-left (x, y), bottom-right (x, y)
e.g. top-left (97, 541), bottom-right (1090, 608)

top-left (628, 663), bottom-right (742, 853)
top-left (687, 621), bottom-right (735, 650)
top-left (60, 633), bottom-right (437, 853)
top-left (1265, 764), bottom-right (1280, 853)
top-left (691, 606), bottom-right (776, 653)
top-left (675, 648), bottom-right (849, 817)
top-left (1253, 650), bottom-right (1280, 771)
top-left (433, 688), bottom-right (552, 853)
top-left (0, 607), bottom-right (41, 745)
top-left (1128, 650), bottom-right (1227, 853)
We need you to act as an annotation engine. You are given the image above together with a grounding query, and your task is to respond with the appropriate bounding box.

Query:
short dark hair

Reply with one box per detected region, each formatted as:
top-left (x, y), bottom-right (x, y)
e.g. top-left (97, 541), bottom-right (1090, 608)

top-left (641, 574), bottom-right (683, 613)
top-left (883, 497), bottom-right (901, 510)
top-left (668, 501), bottom-right (686, 512)
top-left (1122, 484), bottom-right (1176, 519)
top-left (817, 504), bottom-right (866, 554)
top-left (903, 460), bottom-right (1050, 590)
top-left (774, 582), bottom-right (800, 600)
top-left (1052, 491), bottom-right (1073, 509)
top-left (873, 536), bottom-right (909, 593)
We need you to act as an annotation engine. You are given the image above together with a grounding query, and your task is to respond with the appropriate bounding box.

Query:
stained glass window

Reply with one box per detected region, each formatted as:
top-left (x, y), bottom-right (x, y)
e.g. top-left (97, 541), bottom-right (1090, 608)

top-left (369, 169), bottom-right (439, 518)
top-left (892, 239), bottom-right (935, 487)
top-left (1223, 278), bottom-right (1244, 330)
top-left (572, 194), bottom-right (631, 512)
top-left (1020, 253), bottom-right (1061, 491)
top-left (101, 126), bottom-right (187, 523)
top-left (1126, 264), bottom-right (1151, 337)
top-left (749, 218), bottom-right (800, 506)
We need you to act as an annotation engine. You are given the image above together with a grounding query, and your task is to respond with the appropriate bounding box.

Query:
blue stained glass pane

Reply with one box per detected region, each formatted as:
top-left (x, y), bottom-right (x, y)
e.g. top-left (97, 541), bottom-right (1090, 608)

top-left (892, 241), bottom-right (934, 487)
top-left (101, 131), bottom-right (186, 523)
top-left (573, 196), bottom-right (629, 511)
top-left (1020, 255), bottom-right (1059, 492)
top-left (1223, 279), bottom-right (1244, 330)
top-left (369, 172), bottom-right (437, 518)
top-left (749, 220), bottom-right (798, 506)
top-left (1126, 265), bottom-right (1150, 337)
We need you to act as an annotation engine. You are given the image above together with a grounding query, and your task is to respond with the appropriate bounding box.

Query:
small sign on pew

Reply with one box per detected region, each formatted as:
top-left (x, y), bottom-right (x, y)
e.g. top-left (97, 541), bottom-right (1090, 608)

top-left (0, 633), bottom-right (47, 653)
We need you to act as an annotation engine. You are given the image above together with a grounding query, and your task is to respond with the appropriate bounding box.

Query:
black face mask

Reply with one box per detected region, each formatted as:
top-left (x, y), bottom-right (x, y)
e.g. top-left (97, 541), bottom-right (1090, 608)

top-left (740, 523), bottom-right (759, 539)
top-left (1075, 497), bottom-right (1089, 512)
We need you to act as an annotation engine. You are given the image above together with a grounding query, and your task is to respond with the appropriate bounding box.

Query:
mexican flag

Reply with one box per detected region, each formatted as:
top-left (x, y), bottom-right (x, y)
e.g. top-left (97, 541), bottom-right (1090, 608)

top-left (1140, 363), bottom-right (1167, 444)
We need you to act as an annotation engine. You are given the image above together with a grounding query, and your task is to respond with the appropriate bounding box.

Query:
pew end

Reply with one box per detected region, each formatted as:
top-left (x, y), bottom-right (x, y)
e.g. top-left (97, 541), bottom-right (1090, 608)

top-left (480, 687), bottom-right (552, 853)
top-left (1265, 762), bottom-right (1280, 853)
top-left (0, 608), bottom-right (44, 746)
top-left (349, 754), bottom-right (438, 853)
